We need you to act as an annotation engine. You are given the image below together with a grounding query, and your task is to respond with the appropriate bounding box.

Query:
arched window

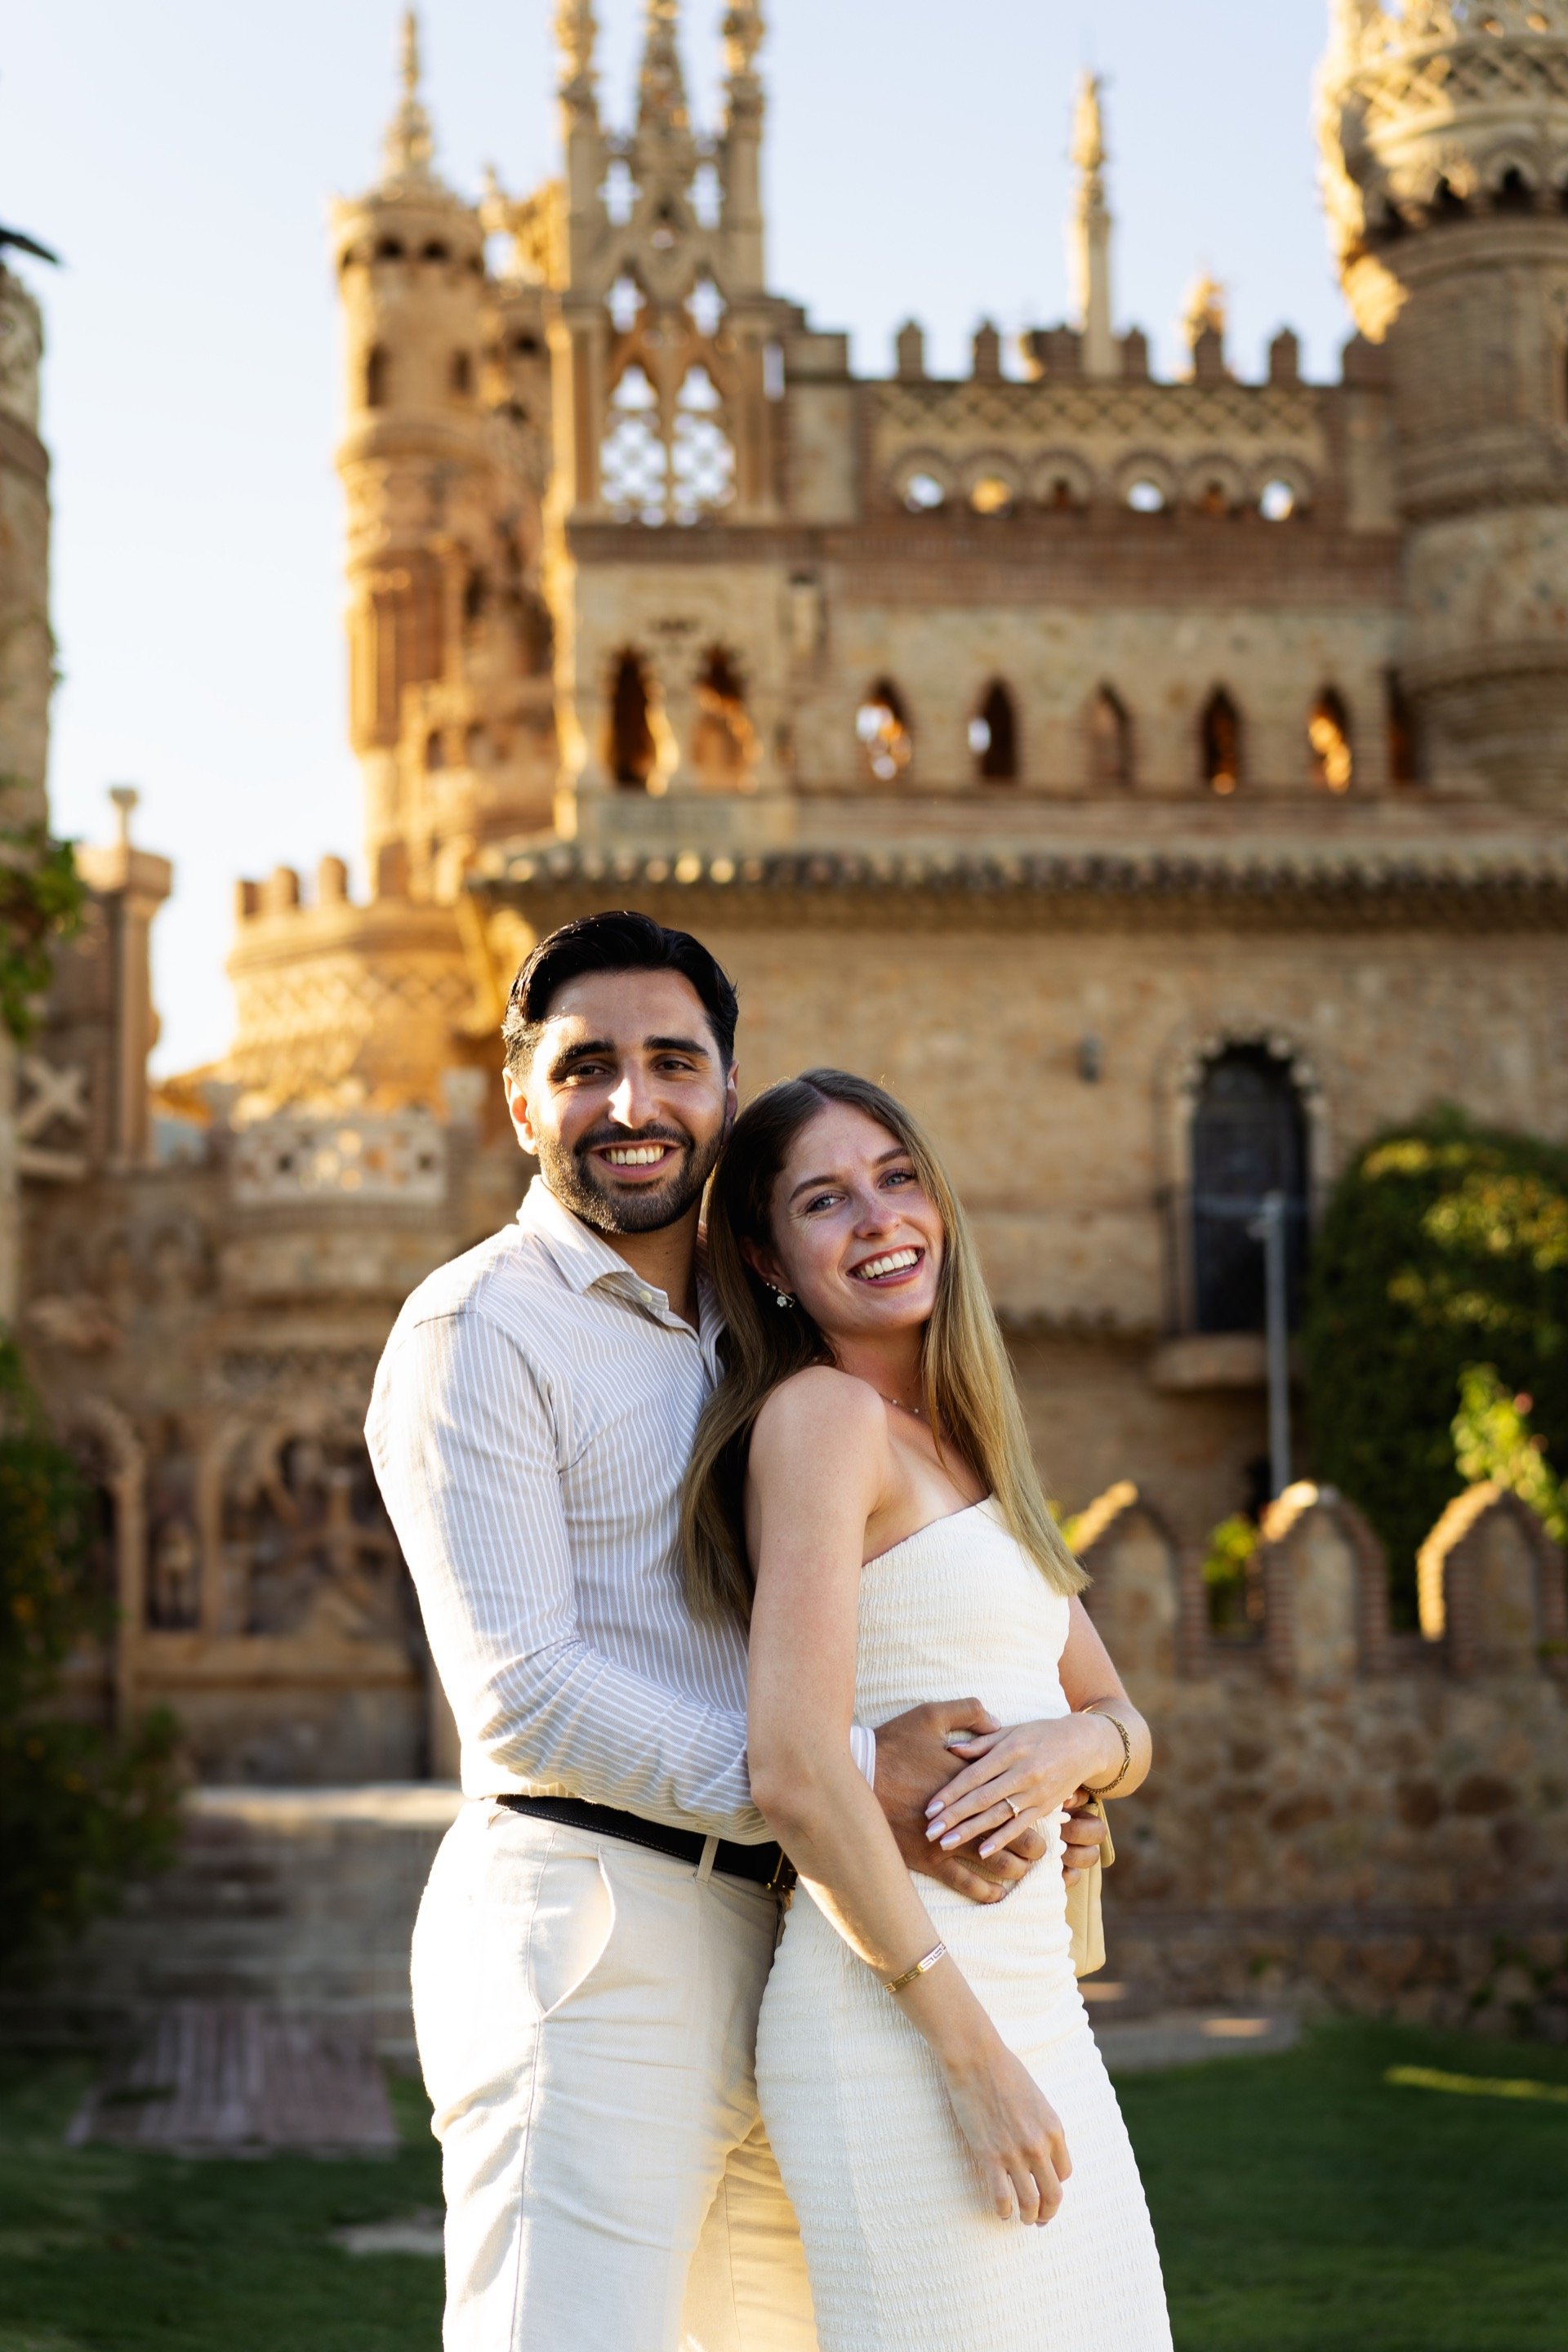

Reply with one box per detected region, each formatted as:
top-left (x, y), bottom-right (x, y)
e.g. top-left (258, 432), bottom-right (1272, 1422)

top-left (1191, 1046), bottom-right (1308, 1334)
top-left (450, 350), bottom-right (473, 399)
top-left (1088, 686), bottom-right (1134, 788)
top-left (608, 650), bottom-right (657, 789)
top-left (1307, 689), bottom-right (1353, 792)
top-left (1494, 167), bottom-right (1535, 216)
top-left (364, 345), bottom-right (390, 409)
top-left (856, 680), bottom-right (913, 784)
top-left (1201, 690), bottom-right (1241, 795)
top-left (1387, 670), bottom-right (1422, 786)
top-left (969, 682), bottom-right (1018, 782)
top-left (425, 729), bottom-right (446, 772)
top-left (692, 646), bottom-right (757, 791)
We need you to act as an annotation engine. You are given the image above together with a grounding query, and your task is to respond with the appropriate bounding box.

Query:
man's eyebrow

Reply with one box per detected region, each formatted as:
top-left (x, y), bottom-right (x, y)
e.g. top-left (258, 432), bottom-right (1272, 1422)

top-left (788, 1145), bottom-right (906, 1203)
top-left (546, 1036), bottom-right (615, 1079)
top-left (645, 1033), bottom-right (713, 1059)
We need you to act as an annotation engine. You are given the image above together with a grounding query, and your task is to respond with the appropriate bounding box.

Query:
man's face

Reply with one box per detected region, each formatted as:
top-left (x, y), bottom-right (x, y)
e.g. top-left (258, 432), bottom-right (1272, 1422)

top-left (505, 968), bottom-right (737, 1236)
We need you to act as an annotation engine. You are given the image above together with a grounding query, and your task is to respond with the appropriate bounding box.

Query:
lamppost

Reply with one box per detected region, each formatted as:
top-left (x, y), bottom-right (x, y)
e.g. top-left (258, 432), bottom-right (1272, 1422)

top-left (1248, 1190), bottom-right (1293, 1499)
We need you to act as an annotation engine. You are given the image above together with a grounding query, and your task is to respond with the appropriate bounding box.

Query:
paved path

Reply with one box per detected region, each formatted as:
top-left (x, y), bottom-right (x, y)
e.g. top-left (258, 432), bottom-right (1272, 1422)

top-left (68, 2001), bottom-right (399, 2156)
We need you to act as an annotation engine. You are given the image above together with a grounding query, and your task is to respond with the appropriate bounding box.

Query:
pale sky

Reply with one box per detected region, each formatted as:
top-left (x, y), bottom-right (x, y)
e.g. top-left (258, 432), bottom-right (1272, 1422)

top-left (2, 2), bottom-right (1344, 1077)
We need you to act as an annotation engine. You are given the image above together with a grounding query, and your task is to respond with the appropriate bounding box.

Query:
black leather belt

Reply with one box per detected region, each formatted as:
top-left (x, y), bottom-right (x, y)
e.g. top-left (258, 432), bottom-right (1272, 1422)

top-left (497, 1794), bottom-right (796, 1894)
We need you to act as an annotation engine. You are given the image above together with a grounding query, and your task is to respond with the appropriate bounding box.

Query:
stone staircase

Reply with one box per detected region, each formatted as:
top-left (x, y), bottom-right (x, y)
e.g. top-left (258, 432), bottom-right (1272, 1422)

top-left (7, 1785), bottom-right (462, 2059)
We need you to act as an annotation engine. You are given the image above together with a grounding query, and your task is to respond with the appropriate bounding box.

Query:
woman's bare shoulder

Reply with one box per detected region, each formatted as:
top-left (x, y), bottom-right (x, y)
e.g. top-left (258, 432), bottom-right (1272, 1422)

top-left (751, 1365), bottom-right (889, 1463)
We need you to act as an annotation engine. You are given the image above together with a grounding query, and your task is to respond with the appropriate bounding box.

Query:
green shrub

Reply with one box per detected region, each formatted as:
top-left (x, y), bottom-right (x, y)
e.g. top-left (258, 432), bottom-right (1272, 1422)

top-left (1200, 1513), bottom-right (1262, 1637)
top-left (1300, 1111), bottom-right (1568, 1623)
top-left (1451, 1365), bottom-right (1567, 1548)
top-left (0, 1339), bottom-right (180, 1976)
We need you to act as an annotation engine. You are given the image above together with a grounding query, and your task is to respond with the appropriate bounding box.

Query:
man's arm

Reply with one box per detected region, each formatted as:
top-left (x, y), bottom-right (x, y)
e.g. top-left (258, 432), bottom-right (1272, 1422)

top-left (367, 1305), bottom-right (767, 1842)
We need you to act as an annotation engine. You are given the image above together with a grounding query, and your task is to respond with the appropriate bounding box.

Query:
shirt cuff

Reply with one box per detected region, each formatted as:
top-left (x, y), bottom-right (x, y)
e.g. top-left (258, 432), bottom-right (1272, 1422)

top-left (849, 1723), bottom-right (877, 1788)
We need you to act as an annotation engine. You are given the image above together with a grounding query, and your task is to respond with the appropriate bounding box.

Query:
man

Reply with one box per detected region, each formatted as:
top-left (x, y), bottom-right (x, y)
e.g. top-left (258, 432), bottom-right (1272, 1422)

top-left (368, 911), bottom-right (1100, 2352)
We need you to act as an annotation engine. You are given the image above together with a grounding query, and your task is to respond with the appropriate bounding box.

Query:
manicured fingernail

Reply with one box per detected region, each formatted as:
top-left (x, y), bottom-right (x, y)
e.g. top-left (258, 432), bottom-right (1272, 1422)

top-left (925, 1820), bottom-right (946, 1840)
top-left (940, 1833), bottom-right (961, 1849)
top-left (925, 1799), bottom-right (942, 1816)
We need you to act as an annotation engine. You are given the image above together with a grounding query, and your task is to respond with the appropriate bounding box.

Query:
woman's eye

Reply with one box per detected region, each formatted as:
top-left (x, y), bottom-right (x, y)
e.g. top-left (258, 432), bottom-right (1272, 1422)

top-left (884, 1167), bottom-right (915, 1188)
top-left (803, 1192), bottom-right (840, 1214)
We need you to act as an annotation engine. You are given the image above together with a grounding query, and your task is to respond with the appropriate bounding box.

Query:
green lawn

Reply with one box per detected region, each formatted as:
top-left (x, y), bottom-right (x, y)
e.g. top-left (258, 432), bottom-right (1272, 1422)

top-left (1124, 2020), bottom-right (1568, 2352)
top-left (0, 2022), bottom-right (1564, 2351)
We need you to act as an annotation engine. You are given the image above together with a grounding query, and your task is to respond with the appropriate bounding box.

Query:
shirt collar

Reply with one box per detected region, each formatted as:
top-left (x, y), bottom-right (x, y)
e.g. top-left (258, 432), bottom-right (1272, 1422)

top-left (517, 1176), bottom-right (719, 1351)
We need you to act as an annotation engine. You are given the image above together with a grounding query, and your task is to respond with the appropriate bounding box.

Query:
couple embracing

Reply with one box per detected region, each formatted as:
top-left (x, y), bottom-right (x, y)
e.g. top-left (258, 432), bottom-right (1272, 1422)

top-left (368, 911), bottom-right (1171, 2352)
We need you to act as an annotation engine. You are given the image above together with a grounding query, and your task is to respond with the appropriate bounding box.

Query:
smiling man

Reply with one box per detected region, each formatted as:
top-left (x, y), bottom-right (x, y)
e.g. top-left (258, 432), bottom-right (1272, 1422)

top-left (367, 911), bottom-right (1074, 2352)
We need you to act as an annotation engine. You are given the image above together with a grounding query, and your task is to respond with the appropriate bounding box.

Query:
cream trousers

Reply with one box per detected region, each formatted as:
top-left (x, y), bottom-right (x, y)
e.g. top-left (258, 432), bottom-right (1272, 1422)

top-left (412, 1800), bottom-right (818, 2352)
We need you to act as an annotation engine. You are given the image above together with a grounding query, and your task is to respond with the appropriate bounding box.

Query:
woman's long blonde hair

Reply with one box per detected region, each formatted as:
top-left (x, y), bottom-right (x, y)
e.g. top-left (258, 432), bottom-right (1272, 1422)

top-left (679, 1068), bottom-right (1085, 1628)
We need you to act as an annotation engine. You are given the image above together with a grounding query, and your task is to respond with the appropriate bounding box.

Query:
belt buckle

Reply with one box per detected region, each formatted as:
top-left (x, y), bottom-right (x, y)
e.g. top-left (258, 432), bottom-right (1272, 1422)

top-left (766, 1847), bottom-right (797, 1898)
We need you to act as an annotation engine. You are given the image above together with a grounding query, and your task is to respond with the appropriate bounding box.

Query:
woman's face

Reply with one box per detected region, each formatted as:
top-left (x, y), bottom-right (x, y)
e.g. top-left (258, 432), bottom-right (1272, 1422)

top-left (751, 1102), bottom-right (945, 1345)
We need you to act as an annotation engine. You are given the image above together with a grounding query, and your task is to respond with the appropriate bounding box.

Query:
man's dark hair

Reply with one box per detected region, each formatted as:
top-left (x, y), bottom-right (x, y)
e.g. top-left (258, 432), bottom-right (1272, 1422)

top-left (501, 910), bottom-right (740, 1076)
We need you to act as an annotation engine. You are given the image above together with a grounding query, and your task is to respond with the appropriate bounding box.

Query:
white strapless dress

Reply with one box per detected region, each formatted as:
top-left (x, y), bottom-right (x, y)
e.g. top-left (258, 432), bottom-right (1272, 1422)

top-left (755, 1501), bottom-right (1172, 2352)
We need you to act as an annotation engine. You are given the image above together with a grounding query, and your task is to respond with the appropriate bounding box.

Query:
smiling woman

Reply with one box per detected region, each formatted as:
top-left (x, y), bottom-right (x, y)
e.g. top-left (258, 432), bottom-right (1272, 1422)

top-left (679, 1068), bottom-right (1167, 2352)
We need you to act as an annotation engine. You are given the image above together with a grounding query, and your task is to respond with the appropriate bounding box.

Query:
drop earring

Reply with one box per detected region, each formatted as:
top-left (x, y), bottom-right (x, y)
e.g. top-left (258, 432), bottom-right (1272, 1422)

top-left (773, 1287), bottom-right (795, 1310)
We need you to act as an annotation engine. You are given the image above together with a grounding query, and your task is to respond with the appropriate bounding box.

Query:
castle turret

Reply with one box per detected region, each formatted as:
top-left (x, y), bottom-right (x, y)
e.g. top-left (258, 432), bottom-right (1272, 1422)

top-left (332, 11), bottom-right (493, 892)
top-left (1319, 1), bottom-right (1568, 806)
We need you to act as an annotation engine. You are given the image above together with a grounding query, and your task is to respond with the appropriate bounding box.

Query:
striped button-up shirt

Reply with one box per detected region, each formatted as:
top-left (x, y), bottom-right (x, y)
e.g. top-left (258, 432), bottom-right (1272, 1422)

top-left (367, 1177), bottom-right (768, 1839)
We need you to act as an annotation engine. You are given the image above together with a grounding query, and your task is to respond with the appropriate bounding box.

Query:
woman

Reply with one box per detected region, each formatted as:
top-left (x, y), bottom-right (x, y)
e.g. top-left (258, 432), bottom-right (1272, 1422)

top-left (681, 1069), bottom-right (1171, 2352)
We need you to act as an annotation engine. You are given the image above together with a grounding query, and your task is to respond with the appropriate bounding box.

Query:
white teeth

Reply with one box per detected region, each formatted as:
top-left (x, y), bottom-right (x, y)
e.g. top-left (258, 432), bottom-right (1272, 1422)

top-left (604, 1145), bottom-right (669, 1165)
top-left (855, 1248), bottom-right (919, 1281)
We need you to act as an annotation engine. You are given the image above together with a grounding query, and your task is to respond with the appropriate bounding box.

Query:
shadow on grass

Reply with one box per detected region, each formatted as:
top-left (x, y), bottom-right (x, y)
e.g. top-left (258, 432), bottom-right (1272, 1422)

top-left (0, 2056), bottom-right (443, 2352)
top-left (1120, 2018), bottom-right (1568, 2352)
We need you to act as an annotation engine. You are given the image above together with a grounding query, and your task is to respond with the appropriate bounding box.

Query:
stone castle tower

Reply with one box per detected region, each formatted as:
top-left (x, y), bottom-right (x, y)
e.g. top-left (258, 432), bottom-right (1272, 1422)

top-left (1320, 0), bottom-right (1568, 803)
top-left (18, 1), bottom-right (1568, 1793)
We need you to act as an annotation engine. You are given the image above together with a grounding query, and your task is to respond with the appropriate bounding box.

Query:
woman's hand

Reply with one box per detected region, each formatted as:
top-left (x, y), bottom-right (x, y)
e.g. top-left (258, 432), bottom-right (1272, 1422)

top-left (939, 2027), bottom-right (1071, 2225)
top-left (924, 1713), bottom-right (1123, 1860)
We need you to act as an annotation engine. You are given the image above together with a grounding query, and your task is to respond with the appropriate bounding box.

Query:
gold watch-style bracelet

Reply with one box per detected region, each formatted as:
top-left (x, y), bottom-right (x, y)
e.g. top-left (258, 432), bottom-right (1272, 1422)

top-left (1083, 1708), bottom-right (1133, 1798)
top-left (884, 1940), bottom-right (949, 1995)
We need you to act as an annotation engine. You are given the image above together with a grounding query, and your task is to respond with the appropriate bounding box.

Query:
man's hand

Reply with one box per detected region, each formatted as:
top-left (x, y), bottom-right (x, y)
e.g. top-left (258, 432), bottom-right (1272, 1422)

top-left (873, 1699), bottom-right (1047, 1905)
top-left (1061, 1797), bottom-right (1109, 1886)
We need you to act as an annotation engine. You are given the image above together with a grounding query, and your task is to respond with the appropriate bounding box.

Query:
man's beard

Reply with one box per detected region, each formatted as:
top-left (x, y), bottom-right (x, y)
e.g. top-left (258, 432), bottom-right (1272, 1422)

top-left (538, 1118), bottom-right (726, 1236)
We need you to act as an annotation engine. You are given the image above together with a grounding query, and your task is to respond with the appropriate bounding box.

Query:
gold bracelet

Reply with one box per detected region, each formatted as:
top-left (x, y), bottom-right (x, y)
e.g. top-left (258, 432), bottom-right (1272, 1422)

top-left (884, 1940), bottom-right (948, 1995)
top-left (1084, 1710), bottom-right (1132, 1798)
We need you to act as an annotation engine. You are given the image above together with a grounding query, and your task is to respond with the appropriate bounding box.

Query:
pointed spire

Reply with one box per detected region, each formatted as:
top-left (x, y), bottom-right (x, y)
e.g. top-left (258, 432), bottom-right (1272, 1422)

top-left (638, 0), bottom-right (689, 140)
top-left (382, 8), bottom-right (435, 184)
top-left (555, 0), bottom-right (599, 113)
top-left (723, 2), bottom-right (764, 87)
top-left (1069, 74), bottom-right (1118, 381)
top-left (1071, 70), bottom-right (1106, 181)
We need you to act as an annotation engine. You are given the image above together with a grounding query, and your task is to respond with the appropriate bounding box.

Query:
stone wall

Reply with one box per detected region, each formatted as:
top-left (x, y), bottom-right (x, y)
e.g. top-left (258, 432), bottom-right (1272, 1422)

top-left (1080, 1479), bottom-right (1568, 2035)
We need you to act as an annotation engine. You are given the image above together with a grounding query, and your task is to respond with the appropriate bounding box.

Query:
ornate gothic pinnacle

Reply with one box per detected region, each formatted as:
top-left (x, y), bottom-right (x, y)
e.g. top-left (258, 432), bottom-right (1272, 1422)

top-left (382, 7), bottom-right (435, 184)
top-left (1071, 71), bottom-right (1106, 182)
top-left (555, 0), bottom-right (599, 103)
top-left (638, 0), bottom-right (689, 138)
top-left (723, 2), bottom-right (764, 80)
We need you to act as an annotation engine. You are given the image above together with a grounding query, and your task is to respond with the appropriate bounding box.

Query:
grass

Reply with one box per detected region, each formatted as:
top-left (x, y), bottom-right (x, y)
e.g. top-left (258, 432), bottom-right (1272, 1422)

top-left (0, 2059), bottom-right (443, 2352)
top-left (1122, 2020), bottom-right (1568, 2352)
top-left (0, 2022), bottom-right (1564, 2350)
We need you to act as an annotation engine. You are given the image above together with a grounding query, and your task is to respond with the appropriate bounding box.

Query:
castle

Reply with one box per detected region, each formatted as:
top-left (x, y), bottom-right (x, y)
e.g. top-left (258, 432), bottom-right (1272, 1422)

top-left (10, 0), bottom-right (1568, 1806)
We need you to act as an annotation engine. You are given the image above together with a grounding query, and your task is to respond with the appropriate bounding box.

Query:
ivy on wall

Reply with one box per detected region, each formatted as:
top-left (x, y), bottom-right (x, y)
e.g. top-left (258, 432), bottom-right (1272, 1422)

top-left (0, 818), bottom-right (83, 1042)
top-left (0, 1339), bottom-right (180, 1976)
top-left (1301, 1111), bottom-right (1568, 1623)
